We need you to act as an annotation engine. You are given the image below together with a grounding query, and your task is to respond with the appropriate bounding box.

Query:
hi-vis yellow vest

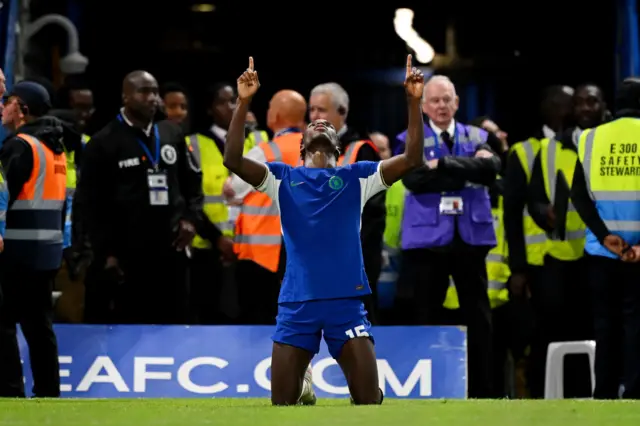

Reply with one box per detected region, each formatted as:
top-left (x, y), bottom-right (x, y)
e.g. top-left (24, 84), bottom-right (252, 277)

top-left (383, 181), bottom-right (405, 254)
top-left (244, 130), bottom-right (269, 153)
top-left (186, 133), bottom-right (233, 249)
top-left (65, 134), bottom-right (90, 194)
top-left (443, 189), bottom-right (510, 310)
top-left (510, 139), bottom-right (547, 266)
top-left (540, 137), bottom-right (585, 261)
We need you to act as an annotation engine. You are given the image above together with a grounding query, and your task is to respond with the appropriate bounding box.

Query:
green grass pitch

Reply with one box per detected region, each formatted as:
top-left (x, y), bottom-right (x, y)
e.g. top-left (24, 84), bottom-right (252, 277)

top-left (1, 398), bottom-right (640, 425)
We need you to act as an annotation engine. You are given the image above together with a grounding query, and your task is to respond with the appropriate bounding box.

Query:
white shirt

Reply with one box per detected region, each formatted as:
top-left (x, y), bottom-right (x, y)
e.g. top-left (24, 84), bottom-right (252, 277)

top-left (120, 108), bottom-right (152, 136)
top-left (429, 119), bottom-right (456, 141)
top-left (542, 124), bottom-right (556, 140)
top-left (211, 124), bottom-right (227, 142)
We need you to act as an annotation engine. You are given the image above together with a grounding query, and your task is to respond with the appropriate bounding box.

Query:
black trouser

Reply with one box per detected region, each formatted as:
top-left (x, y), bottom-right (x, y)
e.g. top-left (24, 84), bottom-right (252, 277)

top-left (528, 254), bottom-right (593, 398)
top-left (490, 303), bottom-right (511, 397)
top-left (0, 260), bottom-right (60, 397)
top-left (401, 246), bottom-right (493, 398)
top-left (84, 249), bottom-right (189, 325)
top-left (362, 250), bottom-right (381, 325)
top-left (588, 255), bottom-right (640, 399)
top-left (188, 248), bottom-right (226, 325)
top-left (236, 260), bottom-right (280, 325)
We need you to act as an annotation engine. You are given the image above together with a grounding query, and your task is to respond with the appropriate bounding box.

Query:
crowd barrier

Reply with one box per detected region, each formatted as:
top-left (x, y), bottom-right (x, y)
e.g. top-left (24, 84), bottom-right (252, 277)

top-left (18, 325), bottom-right (467, 399)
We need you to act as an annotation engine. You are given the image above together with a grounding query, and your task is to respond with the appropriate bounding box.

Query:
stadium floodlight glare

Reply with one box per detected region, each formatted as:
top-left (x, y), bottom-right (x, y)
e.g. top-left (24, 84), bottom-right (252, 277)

top-left (191, 3), bottom-right (215, 12)
top-left (394, 8), bottom-right (435, 65)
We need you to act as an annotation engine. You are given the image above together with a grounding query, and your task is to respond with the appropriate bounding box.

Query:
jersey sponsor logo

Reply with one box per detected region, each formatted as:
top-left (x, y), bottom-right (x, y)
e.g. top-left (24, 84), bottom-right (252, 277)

top-left (161, 145), bottom-right (177, 165)
top-left (290, 181), bottom-right (305, 187)
top-left (328, 176), bottom-right (344, 190)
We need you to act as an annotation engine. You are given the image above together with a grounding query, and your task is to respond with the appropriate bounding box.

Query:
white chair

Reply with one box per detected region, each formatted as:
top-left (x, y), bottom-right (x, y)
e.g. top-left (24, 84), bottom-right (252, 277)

top-left (544, 340), bottom-right (596, 399)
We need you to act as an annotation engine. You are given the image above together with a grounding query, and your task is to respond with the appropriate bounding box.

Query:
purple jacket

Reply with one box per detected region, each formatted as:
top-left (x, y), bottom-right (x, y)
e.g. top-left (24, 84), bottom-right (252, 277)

top-left (396, 122), bottom-right (496, 249)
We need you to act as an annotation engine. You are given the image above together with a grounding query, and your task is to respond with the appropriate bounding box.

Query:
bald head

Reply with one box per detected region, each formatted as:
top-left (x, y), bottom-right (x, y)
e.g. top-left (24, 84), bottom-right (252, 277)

top-left (122, 70), bottom-right (159, 123)
top-left (123, 70), bottom-right (157, 95)
top-left (267, 90), bottom-right (307, 132)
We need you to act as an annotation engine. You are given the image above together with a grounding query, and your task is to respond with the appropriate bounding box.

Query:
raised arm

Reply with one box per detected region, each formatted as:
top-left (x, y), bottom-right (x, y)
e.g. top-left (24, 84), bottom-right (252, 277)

top-left (380, 54), bottom-right (425, 185)
top-left (223, 56), bottom-right (268, 188)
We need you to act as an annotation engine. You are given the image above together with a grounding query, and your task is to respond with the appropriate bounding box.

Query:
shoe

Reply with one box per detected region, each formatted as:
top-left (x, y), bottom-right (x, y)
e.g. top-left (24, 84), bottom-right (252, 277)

top-left (299, 364), bottom-right (317, 406)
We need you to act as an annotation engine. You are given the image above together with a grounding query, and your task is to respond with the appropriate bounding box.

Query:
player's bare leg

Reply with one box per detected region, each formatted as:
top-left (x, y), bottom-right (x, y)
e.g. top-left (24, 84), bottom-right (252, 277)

top-left (270, 342), bottom-right (315, 406)
top-left (337, 337), bottom-right (383, 404)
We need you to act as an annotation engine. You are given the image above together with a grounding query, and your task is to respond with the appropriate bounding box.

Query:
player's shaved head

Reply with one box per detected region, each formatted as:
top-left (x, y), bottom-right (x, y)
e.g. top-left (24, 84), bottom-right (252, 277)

top-left (267, 90), bottom-right (307, 131)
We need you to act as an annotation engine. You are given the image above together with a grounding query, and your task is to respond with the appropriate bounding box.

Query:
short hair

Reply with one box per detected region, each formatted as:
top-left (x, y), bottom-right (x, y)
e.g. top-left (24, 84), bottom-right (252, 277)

top-left (54, 75), bottom-right (92, 109)
top-left (206, 82), bottom-right (234, 106)
top-left (310, 82), bottom-right (349, 116)
top-left (574, 83), bottom-right (605, 100)
top-left (160, 82), bottom-right (187, 99)
top-left (424, 75), bottom-right (457, 98)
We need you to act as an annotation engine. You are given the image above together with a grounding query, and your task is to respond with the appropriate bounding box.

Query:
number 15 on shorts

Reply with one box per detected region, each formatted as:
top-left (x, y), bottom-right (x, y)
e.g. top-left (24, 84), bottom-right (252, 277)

top-left (345, 325), bottom-right (369, 339)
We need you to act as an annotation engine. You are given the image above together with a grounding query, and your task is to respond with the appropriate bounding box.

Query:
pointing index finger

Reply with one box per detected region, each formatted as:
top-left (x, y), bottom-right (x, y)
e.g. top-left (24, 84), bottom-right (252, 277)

top-left (249, 56), bottom-right (254, 71)
top-left (406, 54), bottom-right (412, 72)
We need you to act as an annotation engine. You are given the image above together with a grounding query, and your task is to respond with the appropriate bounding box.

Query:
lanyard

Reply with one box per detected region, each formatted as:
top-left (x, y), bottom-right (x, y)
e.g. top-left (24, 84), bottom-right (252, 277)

top-left (118, 114), bottom-right (160, 170)
top-left (274, 127), bottom-right (301, 138)
top-left (432, 125), bottom-right (463, 158)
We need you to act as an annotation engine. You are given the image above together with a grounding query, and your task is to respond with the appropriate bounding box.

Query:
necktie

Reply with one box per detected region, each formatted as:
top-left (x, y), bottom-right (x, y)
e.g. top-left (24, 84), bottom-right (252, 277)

top-left (441, 131), bottom-right (453, 152)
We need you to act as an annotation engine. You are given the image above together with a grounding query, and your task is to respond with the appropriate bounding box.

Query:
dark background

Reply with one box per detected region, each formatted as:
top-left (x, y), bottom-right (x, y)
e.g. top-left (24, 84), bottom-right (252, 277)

top-left (26, 0), bottom-right (619, 142)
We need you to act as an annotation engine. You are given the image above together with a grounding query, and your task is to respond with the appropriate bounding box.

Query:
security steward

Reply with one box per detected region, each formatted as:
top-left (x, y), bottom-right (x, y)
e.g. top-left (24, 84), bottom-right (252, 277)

top-left (571, 78), bottom-right (640, 399)
top-left (526, 84), bottom-right (606, 398)
top-left (245, 110), bottom-right (269, 150)
top-left (0, 81), bottom-right (66, 397)
top-left (503, 85), bottom-right (573, 397)
top-left (185, 123), bottom-right (240, 325)
top-left (44, 109), bottom-right (89, 323)
top-left (503, 86), bottom-right (574, 301)
top-left (227, 89), bottom-right (307, 325)
top-left (77, 70), bottom-right (202, 325)
top-left (308, 82), bottom-right (384, 324)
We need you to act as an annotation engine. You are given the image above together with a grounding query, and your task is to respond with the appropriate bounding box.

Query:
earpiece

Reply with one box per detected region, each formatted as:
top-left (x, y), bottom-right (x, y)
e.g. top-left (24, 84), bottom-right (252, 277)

top-left (337, 105), bottom-right (346, 116)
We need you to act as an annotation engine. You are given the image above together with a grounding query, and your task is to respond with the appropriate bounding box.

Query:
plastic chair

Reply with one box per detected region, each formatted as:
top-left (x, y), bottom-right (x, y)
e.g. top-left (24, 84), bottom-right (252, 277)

top-left (544, 340), bottom-right (596, 399)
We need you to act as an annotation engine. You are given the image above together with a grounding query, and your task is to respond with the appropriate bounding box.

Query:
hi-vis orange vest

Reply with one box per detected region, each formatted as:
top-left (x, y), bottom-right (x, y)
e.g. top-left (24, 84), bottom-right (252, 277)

top-left (337, 140), bottom-right (378, 165)
top-left (234, 132), bottom-right (303, 272)
top-left (4, 133), bottom-right (66, 270)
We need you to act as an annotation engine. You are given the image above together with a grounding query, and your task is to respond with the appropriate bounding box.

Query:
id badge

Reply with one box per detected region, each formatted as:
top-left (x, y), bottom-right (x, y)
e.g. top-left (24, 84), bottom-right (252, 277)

top-left (439, 196), bottom-right (463, 215)
top-left (148, 170), bottom-right (169, 206)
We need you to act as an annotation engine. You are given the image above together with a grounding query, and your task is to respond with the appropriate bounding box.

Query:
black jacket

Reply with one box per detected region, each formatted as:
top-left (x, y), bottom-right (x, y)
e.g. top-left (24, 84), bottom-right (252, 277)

top-left (75, 117), bottom-right (204, 260)
top-left (503, 143), bottom-right (535, 273)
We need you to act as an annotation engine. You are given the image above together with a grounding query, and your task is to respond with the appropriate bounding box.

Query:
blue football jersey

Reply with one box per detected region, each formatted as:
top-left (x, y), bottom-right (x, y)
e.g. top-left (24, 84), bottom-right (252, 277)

top-left (256, 161), bottom-right (389, 303)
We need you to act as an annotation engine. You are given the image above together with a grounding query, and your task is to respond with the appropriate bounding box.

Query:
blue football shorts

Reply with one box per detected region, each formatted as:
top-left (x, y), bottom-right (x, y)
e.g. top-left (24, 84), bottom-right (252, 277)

top-left (272, 297), bottom-right (374, 360)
